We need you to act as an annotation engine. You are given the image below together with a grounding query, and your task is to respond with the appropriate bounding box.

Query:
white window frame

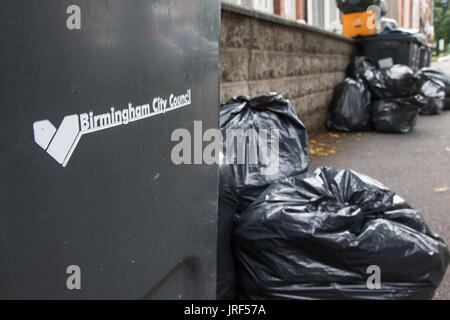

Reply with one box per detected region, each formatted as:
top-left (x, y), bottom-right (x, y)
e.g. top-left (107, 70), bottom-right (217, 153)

top-left (324, 0), bottom-right (331, 30)
top-left (251, 0), bottom-right (274, 13)
top-left (307, 0), bottom-right (314, 25)
top-left (307, 0), bottom-right (326, 29)
top-left (224, 0), bottom-right (243, 5)
top-left (284, 0), bottom-right (297, 20)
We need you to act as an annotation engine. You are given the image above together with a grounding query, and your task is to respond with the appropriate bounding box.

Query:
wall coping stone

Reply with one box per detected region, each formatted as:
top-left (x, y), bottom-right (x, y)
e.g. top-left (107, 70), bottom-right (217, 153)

top-left (221, 1), bottom-right (355, 44)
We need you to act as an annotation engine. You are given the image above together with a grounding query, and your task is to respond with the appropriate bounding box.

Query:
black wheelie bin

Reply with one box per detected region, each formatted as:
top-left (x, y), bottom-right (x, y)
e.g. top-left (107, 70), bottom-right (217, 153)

top-left (361, 29), bottom-right (423, 70)
top-left (0, 0), bottom-right (220, 300)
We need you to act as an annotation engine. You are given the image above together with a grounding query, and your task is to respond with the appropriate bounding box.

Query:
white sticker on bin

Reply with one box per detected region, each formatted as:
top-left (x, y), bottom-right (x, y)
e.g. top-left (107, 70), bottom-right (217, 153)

top-left (378, 57), bottom-right (394, 69)
top-left (33, 89), bottom-right (192, 167)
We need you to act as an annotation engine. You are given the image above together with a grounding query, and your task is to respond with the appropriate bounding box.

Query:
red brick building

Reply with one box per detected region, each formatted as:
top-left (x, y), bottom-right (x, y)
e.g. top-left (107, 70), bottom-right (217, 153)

top-left (224, 0), bottom-right (434, 38)
top-left (273, 0), bottom-right (307, 20)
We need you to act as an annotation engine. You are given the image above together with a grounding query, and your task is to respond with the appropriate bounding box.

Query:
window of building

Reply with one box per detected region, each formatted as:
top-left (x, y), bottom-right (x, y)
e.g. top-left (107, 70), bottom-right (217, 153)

top-left (252, 0), bottom-right (274, 13)
top-left (223, 0), bottom-right (274, 14)
top-left (307, 0), bottom-right (340, 31)
top-left (224, 0), bottom-right (243, 5)
top-left (308, 0), bottom-right (325, 28)
top-left (328, 0), bottom-right (339, 24)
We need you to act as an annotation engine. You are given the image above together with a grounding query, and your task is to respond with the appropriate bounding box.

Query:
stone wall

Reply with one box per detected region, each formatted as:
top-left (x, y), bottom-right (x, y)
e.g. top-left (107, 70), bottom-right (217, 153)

top-left (220, 3), bottom-right (357, 133)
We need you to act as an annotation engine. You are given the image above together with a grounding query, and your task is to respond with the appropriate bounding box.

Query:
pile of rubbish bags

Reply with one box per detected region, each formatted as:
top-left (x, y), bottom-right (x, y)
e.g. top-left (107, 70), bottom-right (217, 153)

top-left (218, 92), bottom-right (449, 300)
top-left (327, 56), bottom-right (450, 134)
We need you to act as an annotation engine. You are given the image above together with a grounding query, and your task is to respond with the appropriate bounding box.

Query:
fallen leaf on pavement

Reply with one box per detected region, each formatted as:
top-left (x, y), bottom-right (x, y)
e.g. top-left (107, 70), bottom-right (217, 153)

top-left (434, 187), bottom-right (449, 193)
top-left (445, 147), bottom-right (450, 152)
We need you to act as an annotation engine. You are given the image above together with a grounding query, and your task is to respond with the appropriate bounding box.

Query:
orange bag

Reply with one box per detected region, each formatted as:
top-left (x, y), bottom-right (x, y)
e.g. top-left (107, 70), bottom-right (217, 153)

top-left (342, 10), bottom-right (377, 38)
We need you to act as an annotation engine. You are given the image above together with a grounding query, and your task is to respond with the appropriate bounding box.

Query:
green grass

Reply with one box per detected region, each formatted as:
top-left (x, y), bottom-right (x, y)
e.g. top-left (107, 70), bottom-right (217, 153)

top-left (432, 43), bottom-right (450, 61)
top-left (432, 52), bottom-right (450, 61)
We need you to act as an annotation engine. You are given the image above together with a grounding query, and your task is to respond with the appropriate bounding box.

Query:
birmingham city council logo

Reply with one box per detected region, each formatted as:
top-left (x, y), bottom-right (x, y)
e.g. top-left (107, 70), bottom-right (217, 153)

top-left (33, 90), bottom-right (192, 167)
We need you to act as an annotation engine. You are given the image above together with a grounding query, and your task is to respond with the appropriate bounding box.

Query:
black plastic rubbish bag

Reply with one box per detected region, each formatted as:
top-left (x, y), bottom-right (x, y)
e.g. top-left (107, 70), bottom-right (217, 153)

top-left (347, 56), bottom-right (377, 81)
top-left (418, 78), bottom-right (446, 115)
top-left (234, 167), bottom-right (449, 300)
top-left (371, 98), bottom-right (420, 134)
top-left (419, 68), bottom-right (450, 94)
top-left (337, 0), bottom-right (381, 14)
top-left (218, 93), bottom-right (309, 299)
top-left (365, 65), bottom-right (419, 99)
top-left (219, 93), bottom-right (310, 215)
top-left (327, 78), bottom-right (372, 132)
top-left (418, 67), bottom-right (450, 110)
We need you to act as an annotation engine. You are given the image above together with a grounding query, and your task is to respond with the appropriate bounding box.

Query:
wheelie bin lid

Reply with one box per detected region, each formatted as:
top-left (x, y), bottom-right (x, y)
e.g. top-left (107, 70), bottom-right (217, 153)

top-left (362, 29), bottom-right (424, 44)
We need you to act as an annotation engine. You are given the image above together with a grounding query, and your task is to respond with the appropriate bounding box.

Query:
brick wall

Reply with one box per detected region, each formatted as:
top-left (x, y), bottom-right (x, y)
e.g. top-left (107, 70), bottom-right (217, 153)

top-left (274, 0), bottom-right (285, 16)
top-left (220, 3), bottom-right (357, 133)
top-left (296, 0), bottom-right (306, 21)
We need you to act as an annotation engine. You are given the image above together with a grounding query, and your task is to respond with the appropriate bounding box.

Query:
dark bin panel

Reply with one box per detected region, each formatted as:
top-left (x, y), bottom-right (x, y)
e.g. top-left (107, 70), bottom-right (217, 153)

top-left (419, 47), bottom-right (426, 69)
top-left (419, 47), bottom-right (432, 69)
top-left (361, 31), bottom-right (423, 70)
top-left (425, 48), bottom-right (432, 68)
top-left (0, 0), bottom-right (220, 299)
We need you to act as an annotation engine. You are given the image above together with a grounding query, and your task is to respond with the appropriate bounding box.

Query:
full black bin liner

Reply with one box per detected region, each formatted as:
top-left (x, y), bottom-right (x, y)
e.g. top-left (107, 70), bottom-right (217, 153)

top-left (419, 68), bottom-right (450, 93)
top-left (365, 65), bottom-right (419, 99)
top-left (218, 93), bottom-right (309, 299)
top-left (347, 56), bottom-right (377, 81)
top-left (445, 98), bottom-right (450, 110)
top-left (234, 167), bottom-right (449, 300)
top-left (327, 78), bottom-right (372, 132)
top-left (417, 78), bottom-right (446, 115)
top-left (418, 67), bottom-right (450, 110)
top-left (337, 0), bottom-right (381, 14)
top-left (371, 97), bottom-right (420, 134)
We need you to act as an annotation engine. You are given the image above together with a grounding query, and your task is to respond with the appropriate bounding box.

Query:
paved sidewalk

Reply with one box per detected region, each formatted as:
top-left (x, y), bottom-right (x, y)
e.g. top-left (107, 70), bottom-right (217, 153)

top-left (310, 60), bottom-right (450, 300)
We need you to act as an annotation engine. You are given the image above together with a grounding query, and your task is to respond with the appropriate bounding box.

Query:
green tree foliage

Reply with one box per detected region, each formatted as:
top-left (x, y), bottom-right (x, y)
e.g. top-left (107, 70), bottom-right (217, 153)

top-left (435, 3), bottom-right (450, 53)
